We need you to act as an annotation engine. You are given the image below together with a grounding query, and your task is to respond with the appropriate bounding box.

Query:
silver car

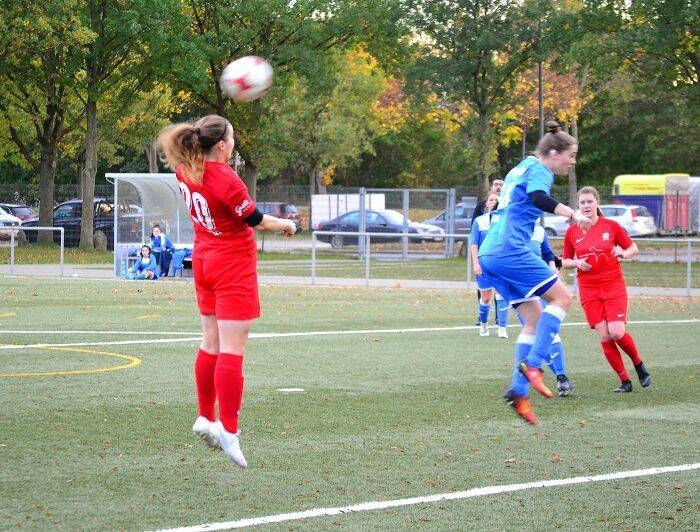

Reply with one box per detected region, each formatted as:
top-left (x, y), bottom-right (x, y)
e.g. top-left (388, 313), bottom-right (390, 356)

top-left (599, 204), bottom-right (657, 237)
top-left (542, 213), bottom-right (570, 236)
top-left (0, 206), bottom-right (22, 239)
top-left (421, 199), bottom-right (477, 239)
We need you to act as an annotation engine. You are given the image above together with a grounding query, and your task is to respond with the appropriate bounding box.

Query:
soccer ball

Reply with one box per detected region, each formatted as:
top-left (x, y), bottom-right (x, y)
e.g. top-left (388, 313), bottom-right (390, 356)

top-left (219, 56), bottom-right (274, 102)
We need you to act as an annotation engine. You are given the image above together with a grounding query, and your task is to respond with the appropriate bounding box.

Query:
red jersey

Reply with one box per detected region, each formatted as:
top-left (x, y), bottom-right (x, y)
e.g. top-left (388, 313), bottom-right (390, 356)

top-left (563, 217), bottom-right (633, 287)
top-left (176, 161), bottom-right (257, 259)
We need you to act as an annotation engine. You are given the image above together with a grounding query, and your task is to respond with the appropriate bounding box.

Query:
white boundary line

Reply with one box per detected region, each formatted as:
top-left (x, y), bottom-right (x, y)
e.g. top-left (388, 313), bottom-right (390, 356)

top-left (153, 463), bottom-right (700, 531)
top-left (1, 319), bottom-right (698, 350)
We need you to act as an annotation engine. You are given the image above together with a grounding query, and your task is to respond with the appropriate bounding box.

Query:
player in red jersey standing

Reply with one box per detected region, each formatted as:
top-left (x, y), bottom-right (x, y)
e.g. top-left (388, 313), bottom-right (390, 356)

top-left (157, 115), bottom-right (296, 467)
top-left (562, 186), bottom-right (651, 393)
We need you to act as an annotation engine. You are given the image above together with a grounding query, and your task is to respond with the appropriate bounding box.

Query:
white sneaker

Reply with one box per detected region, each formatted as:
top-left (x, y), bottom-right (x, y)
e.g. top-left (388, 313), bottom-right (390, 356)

top-left (192, 416), bottom-right (220, 449)
top-left (479, 323), bottom-right (490, 336)
top-left (498, 326), bottom-right (509, 339)
top-left (214, 420), bottom-right (248, 468)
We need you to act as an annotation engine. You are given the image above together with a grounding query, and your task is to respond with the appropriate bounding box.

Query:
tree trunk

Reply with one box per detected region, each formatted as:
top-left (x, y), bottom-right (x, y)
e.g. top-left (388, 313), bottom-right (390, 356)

top-left (308, 168), bottom-right (316, 199)
top-left (240, 164), bottom-right (257, 201)
top-left (568, 118), bottom-right (579, 207)
top-left (315, 169), bottom-right (327, 194)
top-left (37, 143), bottom-right (58, 245)
top-left (146, 141), bottom-right (158, 172)
top-left (79, 98), bottom-right (98, 250)
top-left (474, 112), bottom-right (497, 201)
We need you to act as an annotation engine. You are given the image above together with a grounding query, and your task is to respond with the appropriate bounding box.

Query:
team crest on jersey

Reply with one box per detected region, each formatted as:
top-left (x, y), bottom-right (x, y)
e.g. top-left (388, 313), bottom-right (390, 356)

top-left (235, 199), bottom-right (251, 217)
top-left (602, 232), bottom-right (610, 241)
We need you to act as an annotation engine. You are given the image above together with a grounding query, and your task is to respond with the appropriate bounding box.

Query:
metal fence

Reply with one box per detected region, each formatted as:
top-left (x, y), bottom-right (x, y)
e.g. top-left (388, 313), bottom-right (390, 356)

top-left (306, 232), bottom-right (700, 296)
top-left (0, 183), bottom-right (589, 210)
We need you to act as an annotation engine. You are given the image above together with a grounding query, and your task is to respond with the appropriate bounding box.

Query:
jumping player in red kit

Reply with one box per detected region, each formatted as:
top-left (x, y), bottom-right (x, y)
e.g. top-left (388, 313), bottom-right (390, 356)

top-left (562, 186), bottom-right (651, 393)
top-left (158, 115), bottom-right (296, 467)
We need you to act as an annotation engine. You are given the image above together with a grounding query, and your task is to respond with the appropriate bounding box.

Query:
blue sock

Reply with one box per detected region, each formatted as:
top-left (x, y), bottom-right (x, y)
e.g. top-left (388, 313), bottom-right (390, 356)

top-left (526, 305), bottom-right (566, 369)
top-left (547, 336), bottom-right (566, 376)
top-left (496, 298), bottom-right (509, 327)
top-left (512, 333), bottom-right (535, 397)
top-left (478, 301), bottom-right (490, 324)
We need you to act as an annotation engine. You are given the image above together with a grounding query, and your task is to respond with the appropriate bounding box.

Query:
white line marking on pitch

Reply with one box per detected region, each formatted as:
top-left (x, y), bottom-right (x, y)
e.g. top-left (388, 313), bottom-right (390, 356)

top-left (0, 337), bottom-right (203, 350)
top-left (0, 330), bottom-right (198, 335)
top-left (152, 463), bottom-right (700, 531)
top-left (1, 319), bottom-right (698, 350)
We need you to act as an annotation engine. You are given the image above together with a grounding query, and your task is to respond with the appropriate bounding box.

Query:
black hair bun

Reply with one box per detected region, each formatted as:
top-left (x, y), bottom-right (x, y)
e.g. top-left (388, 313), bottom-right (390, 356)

top-left (545, 120), bottom-right (561, 134)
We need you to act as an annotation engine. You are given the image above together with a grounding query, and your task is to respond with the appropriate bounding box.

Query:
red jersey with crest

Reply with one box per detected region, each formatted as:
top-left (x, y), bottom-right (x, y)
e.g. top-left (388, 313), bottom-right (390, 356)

top-left (176, 161), bottom-right (257, 259)
top-left (563, 217), bottom-right (633, 287)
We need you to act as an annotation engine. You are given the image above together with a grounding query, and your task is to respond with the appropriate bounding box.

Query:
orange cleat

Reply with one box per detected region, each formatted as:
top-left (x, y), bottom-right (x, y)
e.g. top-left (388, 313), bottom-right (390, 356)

top-left (512, 397), bottom-right (539, 425)
top-left (519, 362), bottom-right (555, 398)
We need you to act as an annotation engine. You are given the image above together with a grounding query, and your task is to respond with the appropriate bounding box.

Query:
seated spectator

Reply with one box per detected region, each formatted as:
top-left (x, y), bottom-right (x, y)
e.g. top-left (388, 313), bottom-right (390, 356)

top-left (125, 244), bottom-right (159, 280)
top-left (150, 225), bottom-right (175, 276)
top-left (170, 247), bottom-right (193, 277)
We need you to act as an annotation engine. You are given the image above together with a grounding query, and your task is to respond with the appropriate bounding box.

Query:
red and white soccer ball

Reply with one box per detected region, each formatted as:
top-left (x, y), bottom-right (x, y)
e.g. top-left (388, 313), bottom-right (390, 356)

top-left (219, 56), bottom-right (274, 102)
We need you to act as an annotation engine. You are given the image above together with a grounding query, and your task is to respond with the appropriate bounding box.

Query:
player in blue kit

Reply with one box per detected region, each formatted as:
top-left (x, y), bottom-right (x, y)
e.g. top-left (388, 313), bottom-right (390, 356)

top-left (469, 191), bottom-right (509, 338)
top-left (530, 226), bottom-right (572, 395)
top-left (503, 224), bottom-right (573, 404)
top-left (478, 121), bottom-right (591, 424)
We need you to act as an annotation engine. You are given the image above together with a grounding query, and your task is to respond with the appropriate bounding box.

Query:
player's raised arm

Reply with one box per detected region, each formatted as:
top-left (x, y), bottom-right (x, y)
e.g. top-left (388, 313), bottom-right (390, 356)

top-left (254, 214), bottom-right (296, 236)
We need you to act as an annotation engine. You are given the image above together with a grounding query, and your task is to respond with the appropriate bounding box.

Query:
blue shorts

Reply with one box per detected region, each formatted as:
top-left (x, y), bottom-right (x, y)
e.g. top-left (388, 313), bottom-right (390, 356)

top-left (478, 250), bottom-right (558, 307)
top-left (476, 273), bottom-right (497, 291)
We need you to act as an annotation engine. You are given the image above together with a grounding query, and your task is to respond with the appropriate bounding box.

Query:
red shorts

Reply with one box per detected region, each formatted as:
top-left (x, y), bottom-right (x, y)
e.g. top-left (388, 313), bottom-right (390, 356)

top-left (579, 279), bottom-right (628, 328)
top-left (192, 252), bottom-right (260, 320)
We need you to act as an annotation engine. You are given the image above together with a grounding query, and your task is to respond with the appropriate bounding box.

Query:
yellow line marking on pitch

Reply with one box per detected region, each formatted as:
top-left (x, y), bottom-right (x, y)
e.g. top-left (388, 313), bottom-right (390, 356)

top-left (0, 312), bottom-right (16, 317)
top-left (137, 314), bottom-right (161, 319)
top-left (0, 346), bottom-right (142, 377)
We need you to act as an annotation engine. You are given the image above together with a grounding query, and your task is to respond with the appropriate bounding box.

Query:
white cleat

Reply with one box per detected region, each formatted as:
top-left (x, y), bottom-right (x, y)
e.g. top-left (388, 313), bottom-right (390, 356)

top-left (214, 420), bottom-right (248, 468)
top-left (498, 326), bottom-right (509, 339)
top-left (192, 416), bottom-right (221, 449)
top-left (479, 323), bottom-right (490, 337)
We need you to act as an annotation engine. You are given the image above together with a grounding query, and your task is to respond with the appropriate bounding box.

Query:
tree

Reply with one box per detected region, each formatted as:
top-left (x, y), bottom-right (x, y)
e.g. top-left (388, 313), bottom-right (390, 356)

top-left (170, 0), bottom-right (406, 196)
top-left (73, 0), bottom-right (187, 249)
top-left (406, 0), bottom-right (545, 200)
top-left (0, 1), bottom-right (89, 243)
top-left (357, 83), bottom-right (480, 188)
top-left (554, 0), bottom-right (699, 181)
top-left (258, 49), bottom-right (388, 197)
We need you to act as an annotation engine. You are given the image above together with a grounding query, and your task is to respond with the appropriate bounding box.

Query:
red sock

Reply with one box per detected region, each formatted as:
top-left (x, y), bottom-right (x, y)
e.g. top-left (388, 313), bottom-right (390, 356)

top-left (615, 333), bottom-right (642, 366)
top-left (194, 349), bottom-right (218, 421)
top-left (215, 353), bottom-right (244, 434)
top-left (601, 340), bottom-right (629, 381)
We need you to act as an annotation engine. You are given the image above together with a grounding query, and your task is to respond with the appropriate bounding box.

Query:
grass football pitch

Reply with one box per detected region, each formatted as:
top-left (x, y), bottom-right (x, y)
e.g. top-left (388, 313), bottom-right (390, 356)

top-left (1, 277), bottom-right (698, 530)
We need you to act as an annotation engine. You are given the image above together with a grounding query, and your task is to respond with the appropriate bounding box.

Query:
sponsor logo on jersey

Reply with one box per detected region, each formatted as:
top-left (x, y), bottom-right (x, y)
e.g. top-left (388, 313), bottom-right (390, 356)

top-left (579, 246), bottom-right (608, 263)
top-left (235, 199), bottom-right (251, 217)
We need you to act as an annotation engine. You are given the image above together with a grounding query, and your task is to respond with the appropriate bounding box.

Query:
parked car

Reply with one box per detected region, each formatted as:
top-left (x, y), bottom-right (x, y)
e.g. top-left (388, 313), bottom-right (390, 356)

top-left (542, 204), bottom-right (657, 237)
top-left (600, 204), bottom-right (657, 237)
top-left (22, 198), bottom-right (140, 249)
top-left (421, 198), bottom-right (477, 238)
top-left (0, 203), bottom-right (38, 223)
top-left (257, 202), bottom-right (303, 232)
top-left (315, 209), bottom-right (445, 248)
top-left (542, 213), bottom-right (570, 236)
top-left (0, 206), bottom-right (22, 239)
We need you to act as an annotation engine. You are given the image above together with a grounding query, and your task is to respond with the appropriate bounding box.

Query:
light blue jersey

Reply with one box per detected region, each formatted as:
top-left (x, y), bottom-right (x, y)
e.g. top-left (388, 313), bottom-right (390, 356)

top-left (479, 156), bottom-right (554, 257)
top-left (528, 225), bottom-right (556, 264)
top-left (475, 156), bottom-right (558, 306)
top-left (469, 212), bottom-right (491, 249)
top-left (470, 212), bottom-right (497, 291)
